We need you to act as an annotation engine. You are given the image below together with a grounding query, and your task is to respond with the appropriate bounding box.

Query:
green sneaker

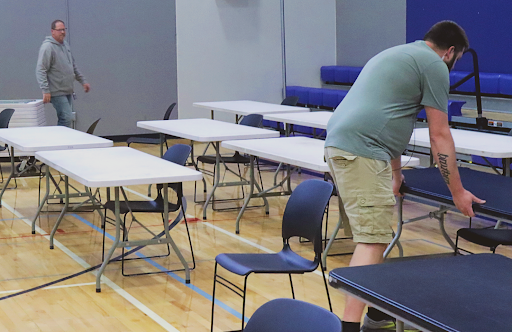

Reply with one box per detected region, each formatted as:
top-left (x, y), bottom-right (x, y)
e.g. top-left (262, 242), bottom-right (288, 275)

top-left (361, 315), bottom-right (419, 331)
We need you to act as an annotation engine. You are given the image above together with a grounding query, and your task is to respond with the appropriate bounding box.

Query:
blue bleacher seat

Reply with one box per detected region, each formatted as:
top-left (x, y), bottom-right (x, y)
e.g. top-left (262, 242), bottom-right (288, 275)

top-left (286, 86), bottom-right (310, 106)
top-left (333, 66), bottom-right (350, 84)
top-left (499, 74), bottom-right (512, 95)
top-left (450, 71), bottom-right (475, 93)
top-left (323, 66), bottom-right (512, 98)
top-left (416, 100), bottom-right (466, 122)
top-left (348, 67), bottom-right (363, 83)
top-left (480, 73), bottom-right (500, 94)
top-left (471, 155), bottom-right (504, 168)
top-left (308, 88), bottom-right (324, 107)
top-left (320, 66), bottom-right (336, 83)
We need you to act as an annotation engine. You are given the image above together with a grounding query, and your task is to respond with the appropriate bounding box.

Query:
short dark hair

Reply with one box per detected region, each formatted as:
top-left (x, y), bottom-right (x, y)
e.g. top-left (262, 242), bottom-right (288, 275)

top-left (424, 20), bottom-right (469, 53)
top-left (51, 20), bottom-right (65, 30)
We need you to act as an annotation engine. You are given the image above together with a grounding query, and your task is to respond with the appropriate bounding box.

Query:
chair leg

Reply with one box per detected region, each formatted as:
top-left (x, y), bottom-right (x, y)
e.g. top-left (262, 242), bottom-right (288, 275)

top-left (241, 276), bottom-right (248, 331)
top-left (211, 262), bottom-right (218, 332)
top-left (454, 234), bottom-right (460, 256)
top-left (319, 259), bottom-right (333, 312)
top-left (289, 274), bottom-right (295, 299)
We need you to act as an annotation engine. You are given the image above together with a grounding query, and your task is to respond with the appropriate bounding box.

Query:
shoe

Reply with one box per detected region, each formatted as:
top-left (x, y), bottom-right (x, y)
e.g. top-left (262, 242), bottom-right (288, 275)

top-left (360, 315), bottom-right (419, 331)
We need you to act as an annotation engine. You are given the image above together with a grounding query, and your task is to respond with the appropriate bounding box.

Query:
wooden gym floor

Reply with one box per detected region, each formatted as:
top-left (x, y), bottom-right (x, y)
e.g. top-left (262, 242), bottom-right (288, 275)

top-left (0, 139), bottom-right (509, 331)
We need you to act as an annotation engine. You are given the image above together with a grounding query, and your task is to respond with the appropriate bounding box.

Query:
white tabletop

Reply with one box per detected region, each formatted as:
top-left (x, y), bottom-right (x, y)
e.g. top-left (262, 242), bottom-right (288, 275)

top-left (410, 128), bottom-right (512, 158)
top-left (263, 111), bottom-right (333, 129)
top-left (0, 126), bottom-right (112, 154)
top-left (35, 147), bottom-right (203, 188)
top-left (193, 100), bottom-right (309, 116)
top-left (222, 137), bottom-right (419, 173)
top-left (137, 118), bottom-right (280, 142)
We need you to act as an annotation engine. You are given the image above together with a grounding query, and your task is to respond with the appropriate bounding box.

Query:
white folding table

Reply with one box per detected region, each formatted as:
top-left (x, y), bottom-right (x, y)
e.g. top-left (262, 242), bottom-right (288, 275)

top-left (263, 110), bottom-right (332, 136)
top-left (193, 100), bottom-right (309, 122)
top-left (409, 128), bottom-right (512, 176)
top-left (221, 136), bottom-right (419, 265)
top-left (35, 146), bottom-right (203, 292)
top-left (137, 118), bottom-right (280, 219)
top-left (0, 126), bottom-right (113, 232)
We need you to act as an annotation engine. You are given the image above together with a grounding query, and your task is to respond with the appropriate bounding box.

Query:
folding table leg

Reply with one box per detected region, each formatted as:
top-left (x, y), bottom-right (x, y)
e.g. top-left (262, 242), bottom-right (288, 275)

top-left (162, 183), bottom-right (191, 283)
top-left (236, 156), bottom-right (255, 234)
top-left (96, 187), bottom-right (121, 292)
top-left (32, 165), bottom-right (50, 234)
top-left (50, 175), bottom-right (69, 249)
top-left (202, 142), bottom-right (221, 220)
top-left (322, 212), bottom-right (343, 267)
top-left (384, 196), bottom-right (404, 258)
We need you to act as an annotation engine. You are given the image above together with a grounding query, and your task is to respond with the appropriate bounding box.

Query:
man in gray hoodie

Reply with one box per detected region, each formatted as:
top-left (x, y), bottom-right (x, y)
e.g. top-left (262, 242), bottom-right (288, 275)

top-left (36, 20), bottom-right (90, 127)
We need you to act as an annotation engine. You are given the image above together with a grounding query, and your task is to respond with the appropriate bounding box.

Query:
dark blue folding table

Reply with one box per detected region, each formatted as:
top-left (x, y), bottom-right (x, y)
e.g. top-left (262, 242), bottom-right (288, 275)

top-left (329, 253), bottom-right (512, 332)
top-left (386, 167), bottom-right (512, 257)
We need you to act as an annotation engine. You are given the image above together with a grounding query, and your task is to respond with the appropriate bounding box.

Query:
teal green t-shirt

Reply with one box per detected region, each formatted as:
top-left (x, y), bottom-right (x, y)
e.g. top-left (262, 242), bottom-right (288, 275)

top-left (325, 40), bottom-right (449, 161)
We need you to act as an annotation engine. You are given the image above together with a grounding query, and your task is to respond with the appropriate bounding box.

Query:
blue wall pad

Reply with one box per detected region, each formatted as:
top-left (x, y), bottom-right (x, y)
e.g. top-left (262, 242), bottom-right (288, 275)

top-left (407, 1), bottom-right (512, 74)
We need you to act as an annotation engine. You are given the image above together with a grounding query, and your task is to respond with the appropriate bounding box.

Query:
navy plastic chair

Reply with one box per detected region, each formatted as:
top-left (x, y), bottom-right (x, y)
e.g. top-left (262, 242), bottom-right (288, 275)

top-left (0, 109), bottom-right (15, 181)
top-left (275, 96), bottom-right (300, 134)
top-left (102, 144), bottom-right (195, 276)
top-left (126, 103), bottom-right (176, 148)
top-left (243, 298), bottom-right (341, 332)
top-left (456, 228), bottom-right (512, 254)
top-left (281, 96), bottom-right (299, 106)
top-left (195, 114), bottom-right (265, 210)
top-left (86, 118), bottom-right (101, 134)
top-left (210, 179), bottom-right (334, 331)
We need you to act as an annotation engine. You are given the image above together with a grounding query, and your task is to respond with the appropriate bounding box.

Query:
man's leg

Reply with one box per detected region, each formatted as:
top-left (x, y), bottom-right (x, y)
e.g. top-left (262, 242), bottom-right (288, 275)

top-left (343, 242), bottom-right (387, 323)
top-left (325, 147), bottom-right (396, 331)
top-left (51, 94), bottom-right (73, 127)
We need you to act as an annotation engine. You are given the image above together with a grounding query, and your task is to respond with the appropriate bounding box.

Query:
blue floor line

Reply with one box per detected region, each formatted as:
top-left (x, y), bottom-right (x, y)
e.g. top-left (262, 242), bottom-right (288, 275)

top-left (70, 213), bottom-right (247, 322)
top-left (0, 218), bottom-right (22, 222)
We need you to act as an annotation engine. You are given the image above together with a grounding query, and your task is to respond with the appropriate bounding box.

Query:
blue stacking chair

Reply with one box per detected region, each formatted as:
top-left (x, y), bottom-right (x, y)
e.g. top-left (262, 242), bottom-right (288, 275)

top-left (126, 102), bottom-right (177, 148)
top-left (102, 143), bottom-right (195, 276)
top-left (210, 179), bottom-right (333, 331)
top-left (243, 298), bottom-right (341, 332)
top-left (195, 114), bottom-right (265, 210)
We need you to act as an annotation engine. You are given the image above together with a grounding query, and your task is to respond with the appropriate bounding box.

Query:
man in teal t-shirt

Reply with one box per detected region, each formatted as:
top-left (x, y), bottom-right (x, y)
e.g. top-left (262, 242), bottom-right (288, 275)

top-left (324, 21), bottom-right (484, 332)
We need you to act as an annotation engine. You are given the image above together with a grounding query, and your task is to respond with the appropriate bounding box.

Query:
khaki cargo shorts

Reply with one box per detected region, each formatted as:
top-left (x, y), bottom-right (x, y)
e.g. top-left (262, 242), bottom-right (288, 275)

top-left (325, 146), bottom-right (396, 244)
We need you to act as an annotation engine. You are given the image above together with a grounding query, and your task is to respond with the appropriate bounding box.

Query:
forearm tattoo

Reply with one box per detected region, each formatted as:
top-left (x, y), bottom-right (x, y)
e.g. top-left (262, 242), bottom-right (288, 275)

top-left (437, 153), bottom-right (450, 185)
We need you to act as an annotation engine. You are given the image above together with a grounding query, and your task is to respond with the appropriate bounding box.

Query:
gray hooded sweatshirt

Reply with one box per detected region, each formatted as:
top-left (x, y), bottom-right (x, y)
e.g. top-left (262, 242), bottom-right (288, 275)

top-left (36, 36), bottom-right (87, 96)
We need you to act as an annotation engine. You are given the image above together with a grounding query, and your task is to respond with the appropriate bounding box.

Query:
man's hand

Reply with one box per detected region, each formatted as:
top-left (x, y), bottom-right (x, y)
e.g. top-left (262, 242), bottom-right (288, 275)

top-left (83, 83), bottom-right (91, 93)
top-left (43, 93), bottom-right (51, 103)
top-left (452, 189), bottom-right (486, 217)
top-left (392, 173), bottom-right (405, 197)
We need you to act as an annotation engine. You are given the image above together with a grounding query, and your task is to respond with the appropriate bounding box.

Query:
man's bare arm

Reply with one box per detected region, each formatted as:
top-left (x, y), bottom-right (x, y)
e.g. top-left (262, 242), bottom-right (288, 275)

top-left (425, 106), bottom-right (485, 216)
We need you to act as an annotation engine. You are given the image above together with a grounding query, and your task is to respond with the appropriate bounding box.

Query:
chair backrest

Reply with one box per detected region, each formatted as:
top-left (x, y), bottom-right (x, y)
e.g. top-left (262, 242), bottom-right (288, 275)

top-left (243, 298), bottom-right (341, 332)
top-left (162, 143), bottom-right (192, 166)
top-left (240, 114), bottom-right (263, 128)
top-left (281, 96), bottom-right (299, 106)
top-left (0, 109), bottom-right (15, 129)
top-left (282, 179), bottom-right (333, 254)
top-left (86, 118), bottom-right (101, 134)
top-left (163, 103), bottom-right (177, 120)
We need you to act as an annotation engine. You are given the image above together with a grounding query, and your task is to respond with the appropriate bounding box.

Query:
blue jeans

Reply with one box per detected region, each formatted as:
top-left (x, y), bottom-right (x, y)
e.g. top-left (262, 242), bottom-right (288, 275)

top-left (51, 94), bottom-right (74, 127)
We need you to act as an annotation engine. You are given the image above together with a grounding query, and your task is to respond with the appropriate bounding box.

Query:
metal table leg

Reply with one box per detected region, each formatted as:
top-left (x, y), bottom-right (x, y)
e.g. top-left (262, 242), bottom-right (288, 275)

top-left (203, 142), bottom-right (221, 220)
top-left (96, 187), bottom-right (121, 292)
top-left (50, 175), bottom-right (69, 249)
top-left (161, 183), bottom-right (190, 282)
top-left (236, 156), bottom-right (255, 234)
top-left (32, 165), bottom-right (51, 234)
